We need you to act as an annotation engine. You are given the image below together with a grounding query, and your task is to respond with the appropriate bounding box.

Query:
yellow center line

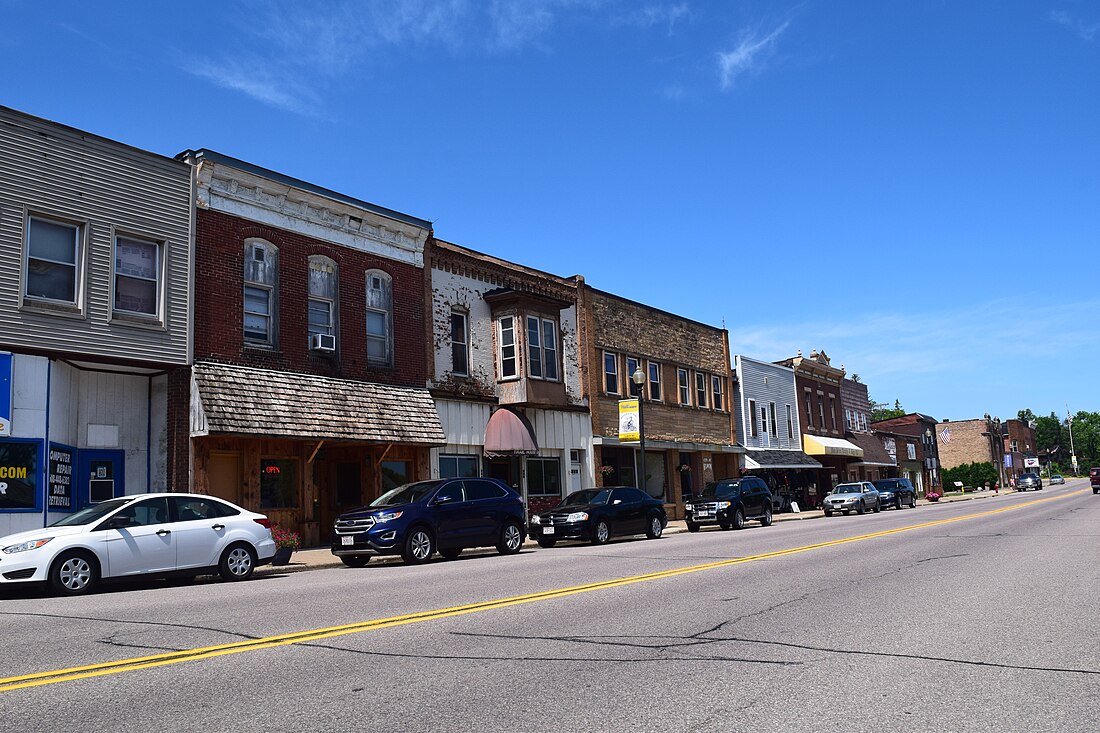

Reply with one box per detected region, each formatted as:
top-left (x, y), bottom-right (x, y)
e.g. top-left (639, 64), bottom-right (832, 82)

top-left (0, 488), bottom-right (1083, 693)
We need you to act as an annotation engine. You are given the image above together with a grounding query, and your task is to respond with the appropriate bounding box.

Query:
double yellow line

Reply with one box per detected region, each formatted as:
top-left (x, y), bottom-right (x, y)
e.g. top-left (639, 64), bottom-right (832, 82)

top-left (0, 489), bottom-right (1083, 693)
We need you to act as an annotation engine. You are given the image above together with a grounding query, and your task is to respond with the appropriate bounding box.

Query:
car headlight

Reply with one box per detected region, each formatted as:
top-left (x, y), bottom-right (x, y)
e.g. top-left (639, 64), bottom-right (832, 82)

top-left (717, 501), bottom-right (731, 509)
top-left (2, 538), bottom-right (53, 554)
top-left (530, 514), bottom-right (541, 525)
top-left (565, 511), bottom-right (588, 523)
top-left (373, 511), bottom-right (403, 523)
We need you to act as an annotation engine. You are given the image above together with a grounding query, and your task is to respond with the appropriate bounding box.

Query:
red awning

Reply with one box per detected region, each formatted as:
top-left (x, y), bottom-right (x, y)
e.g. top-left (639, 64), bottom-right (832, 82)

top-left (484, 408), bottom-right (539, 456)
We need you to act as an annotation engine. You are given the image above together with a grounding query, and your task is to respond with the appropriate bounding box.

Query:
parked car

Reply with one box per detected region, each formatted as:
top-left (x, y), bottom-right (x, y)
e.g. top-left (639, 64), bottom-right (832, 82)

top-left (1016, 473), bottom-right (1043, 491)
top-left (332, 478), bottom-right (526, 566)
top-left (872, 478), bottom-right (917, 510)
top-left (1090, 468), bottom-right (1100, 494)
top-left (0, 493), bottom-right (276, 596)
top-left (823, 482), bottom-right (881, 516)
top-left (1049, 474), bottom-right (1065, 485)
top-left (529, 487), bottom-right (666, 546)
top-left (684, 477), bottom-right (774, 531)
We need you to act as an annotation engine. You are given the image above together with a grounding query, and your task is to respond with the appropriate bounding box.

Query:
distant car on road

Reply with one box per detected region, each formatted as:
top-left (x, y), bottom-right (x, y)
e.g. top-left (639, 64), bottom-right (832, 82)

top-left (823, 482), bottom-right (881, 516)
top-left (872, 478), bottom-right (917, 510)
top-left (528, 487), bottom-right (666, 546)
top-left (0, 493), bottom-right (276, 596)
top-left (1016, 473), bottom-right (1043, 491)
top-left (1048, 474), bottom-right (1065, 485)
top-left (332, 478), bottom-right (526, 566)
top-left (1090, 468), bottom-right (1100, 494)
top-left (684, 477), bottom-right (774, 531)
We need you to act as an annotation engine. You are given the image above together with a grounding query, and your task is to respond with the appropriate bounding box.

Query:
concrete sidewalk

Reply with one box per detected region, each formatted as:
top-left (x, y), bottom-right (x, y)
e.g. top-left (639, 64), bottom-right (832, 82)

top-left (256, 487), bottom-right (1012, 576)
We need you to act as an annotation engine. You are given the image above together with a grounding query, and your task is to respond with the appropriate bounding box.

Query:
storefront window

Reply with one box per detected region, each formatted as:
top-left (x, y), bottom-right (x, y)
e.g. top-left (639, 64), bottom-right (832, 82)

top-left (439, 454), bottom-right (479, 479)
top-left (0, 440), bottom-right (40, 510)
top-left (527, 457), bottom-right (561, 496)
top-left (260, 459), bottom-right (298, 508)
top-left (381, 461), bottom-right (409, 492)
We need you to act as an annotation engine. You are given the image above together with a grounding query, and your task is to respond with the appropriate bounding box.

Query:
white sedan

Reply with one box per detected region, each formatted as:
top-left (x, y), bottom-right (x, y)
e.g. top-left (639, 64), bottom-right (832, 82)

top-left (0, 493), bottom-right (277, 595)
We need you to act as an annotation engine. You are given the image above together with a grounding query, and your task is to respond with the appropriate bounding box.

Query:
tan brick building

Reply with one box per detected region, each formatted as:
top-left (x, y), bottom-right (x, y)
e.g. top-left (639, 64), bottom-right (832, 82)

top-left (578, 287), bottom-right (739, 517)
top-left (936, 416), bottom-right (1007, 487)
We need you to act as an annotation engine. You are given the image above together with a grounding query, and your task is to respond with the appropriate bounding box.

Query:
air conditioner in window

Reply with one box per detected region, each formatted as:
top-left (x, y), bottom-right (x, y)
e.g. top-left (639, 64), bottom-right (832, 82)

top-left (310, 333), bottom-right (336, 352)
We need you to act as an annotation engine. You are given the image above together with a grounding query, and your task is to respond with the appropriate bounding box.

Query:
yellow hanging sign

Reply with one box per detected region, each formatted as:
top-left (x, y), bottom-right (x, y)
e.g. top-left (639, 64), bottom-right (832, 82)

top-left (618, 399), bottom-right (640, 442)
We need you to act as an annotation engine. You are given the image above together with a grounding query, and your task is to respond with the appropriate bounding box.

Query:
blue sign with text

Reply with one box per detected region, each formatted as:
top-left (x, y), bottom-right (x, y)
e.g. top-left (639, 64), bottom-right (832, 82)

top-left (0, 352), bottom-right (11, 437)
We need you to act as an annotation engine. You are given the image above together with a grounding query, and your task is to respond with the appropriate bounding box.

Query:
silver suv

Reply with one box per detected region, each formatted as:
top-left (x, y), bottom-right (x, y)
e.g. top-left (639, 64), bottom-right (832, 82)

top-left (1016, 473), bottom-right (1043, 491)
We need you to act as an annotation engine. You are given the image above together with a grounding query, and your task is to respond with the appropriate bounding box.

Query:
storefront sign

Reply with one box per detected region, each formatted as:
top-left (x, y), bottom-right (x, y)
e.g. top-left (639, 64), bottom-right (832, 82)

top-left (618, 399), bottom-right (640, 442)
top-left (0, 352), bottom-right (11, 437)
top-left (0, 440), bottom-right (38, 510)
top-left (47, 443), bottom-right (74, 510)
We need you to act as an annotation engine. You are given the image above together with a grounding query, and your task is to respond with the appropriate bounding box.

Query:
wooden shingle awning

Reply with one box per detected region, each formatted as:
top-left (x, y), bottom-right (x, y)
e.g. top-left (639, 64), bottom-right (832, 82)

top-left (191, 361), bottom-right (446, 445)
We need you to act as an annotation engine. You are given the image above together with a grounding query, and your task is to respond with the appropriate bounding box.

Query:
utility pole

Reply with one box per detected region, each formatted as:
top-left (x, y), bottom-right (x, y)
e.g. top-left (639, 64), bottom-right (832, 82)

top-left (1067, 406), bottom-right (1077, 474)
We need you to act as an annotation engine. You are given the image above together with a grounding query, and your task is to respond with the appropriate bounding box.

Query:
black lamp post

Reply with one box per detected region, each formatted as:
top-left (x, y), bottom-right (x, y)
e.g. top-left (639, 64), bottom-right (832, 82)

top-left (632, 366), bottom-right (647, 495)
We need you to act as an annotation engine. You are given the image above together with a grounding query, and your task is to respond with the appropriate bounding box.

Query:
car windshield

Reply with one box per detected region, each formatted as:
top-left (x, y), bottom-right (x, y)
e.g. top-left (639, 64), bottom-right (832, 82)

top-left (834, 484), bottom-right (863, 494)
top-left (370, 481), bottom-right (441, 507)
top-left (1052, 475), bottom-right (1062, 479)
top-left (49, 498), bottom-right (131, 527)
top-left (699, 481), bottom-right (739, 499)
top-left (872, 481), bottom-right (895, 491)
top-left (560, 489), bottom-right (610, 506)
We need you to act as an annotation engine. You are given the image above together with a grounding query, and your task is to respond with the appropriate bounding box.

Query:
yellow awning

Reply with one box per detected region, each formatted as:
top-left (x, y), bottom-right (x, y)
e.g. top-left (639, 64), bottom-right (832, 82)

top-left (803, 434), bottom-right (864, 458)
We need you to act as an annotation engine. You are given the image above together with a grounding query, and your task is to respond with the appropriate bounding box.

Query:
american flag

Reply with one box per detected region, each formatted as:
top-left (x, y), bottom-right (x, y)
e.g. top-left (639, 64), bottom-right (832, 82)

top-left (939, 427), bottom-right (952, 444)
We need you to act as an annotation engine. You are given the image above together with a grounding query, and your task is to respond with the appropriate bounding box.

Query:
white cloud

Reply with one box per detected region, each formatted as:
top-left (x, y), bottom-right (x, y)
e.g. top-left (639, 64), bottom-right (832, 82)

top-left (717, 19), bottom-right (790, 90)
top-left (186, 59), bottom-right (317, 114)
top-left (620, 3), bottom-right (690, 35)
top-left (1050, 9), bottom-right (1099, 41)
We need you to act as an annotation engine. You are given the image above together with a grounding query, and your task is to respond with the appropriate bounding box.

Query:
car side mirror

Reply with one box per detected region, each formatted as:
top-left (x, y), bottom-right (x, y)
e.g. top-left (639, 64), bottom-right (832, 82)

top-left (104, 515), bottom-right (132, 530)
top-left (434, 494), bottom-right (456, 505)
top-left (612, 499), bottom-right (622, 505)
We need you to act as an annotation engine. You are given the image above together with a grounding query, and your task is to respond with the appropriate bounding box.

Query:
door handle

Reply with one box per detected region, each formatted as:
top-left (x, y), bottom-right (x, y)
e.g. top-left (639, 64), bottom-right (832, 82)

top-left (156, 529), bottom-right (171, 536)
top-left (212, 523), bottom-right (225, 531)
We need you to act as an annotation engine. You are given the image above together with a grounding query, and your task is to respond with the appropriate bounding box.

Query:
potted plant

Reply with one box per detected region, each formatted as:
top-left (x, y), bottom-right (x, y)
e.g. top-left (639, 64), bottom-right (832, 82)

top-left (270, 524), bottom-right (301, 566)
top-left (599, 465), bottom-right (615, 478)
top-left (678, 464), bottom-right (692, 473)
top-left (925, 491), bottom-right (942, 503)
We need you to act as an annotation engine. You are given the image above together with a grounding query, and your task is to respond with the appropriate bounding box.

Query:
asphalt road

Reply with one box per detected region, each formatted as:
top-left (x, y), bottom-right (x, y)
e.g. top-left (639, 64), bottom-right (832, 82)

top-left (2, 480), bottom-right (1098, 732)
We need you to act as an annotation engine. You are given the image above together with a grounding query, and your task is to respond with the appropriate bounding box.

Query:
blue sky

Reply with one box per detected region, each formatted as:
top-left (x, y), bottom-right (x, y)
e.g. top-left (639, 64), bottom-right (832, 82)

top-left (2, 1), bottom-right (1097, 422)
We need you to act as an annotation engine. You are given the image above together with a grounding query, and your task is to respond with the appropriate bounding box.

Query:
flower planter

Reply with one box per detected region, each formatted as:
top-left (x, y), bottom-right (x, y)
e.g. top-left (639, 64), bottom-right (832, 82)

top-left (272, 548), bottom-right (294, 566)
top-left (927, 496), bottom-right (940, 502)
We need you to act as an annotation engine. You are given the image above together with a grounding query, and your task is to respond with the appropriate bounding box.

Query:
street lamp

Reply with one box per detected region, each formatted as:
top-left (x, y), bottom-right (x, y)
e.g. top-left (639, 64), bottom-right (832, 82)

top-left (632, 367), bottom-right (647, 495)
top-left (924, 427), bottom-right (934, 491)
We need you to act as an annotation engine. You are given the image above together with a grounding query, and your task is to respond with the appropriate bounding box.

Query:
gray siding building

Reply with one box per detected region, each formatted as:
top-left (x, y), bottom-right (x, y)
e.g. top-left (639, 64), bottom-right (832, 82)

top-left (0, 106), bottom-right (192, 534)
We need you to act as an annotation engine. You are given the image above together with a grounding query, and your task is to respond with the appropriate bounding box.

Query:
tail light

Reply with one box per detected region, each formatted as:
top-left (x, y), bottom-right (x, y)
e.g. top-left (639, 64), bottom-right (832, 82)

top-left (253, 517), bottom-right (271, 529)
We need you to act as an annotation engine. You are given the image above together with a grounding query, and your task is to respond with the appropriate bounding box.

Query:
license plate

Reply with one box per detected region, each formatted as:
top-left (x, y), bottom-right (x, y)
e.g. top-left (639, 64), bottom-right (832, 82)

top-left (543, 526), bottom-right (555, 535)
top-left (696, 512), bottom-right (712, 518)
top-left (341, 536), bottom-right (354, 546)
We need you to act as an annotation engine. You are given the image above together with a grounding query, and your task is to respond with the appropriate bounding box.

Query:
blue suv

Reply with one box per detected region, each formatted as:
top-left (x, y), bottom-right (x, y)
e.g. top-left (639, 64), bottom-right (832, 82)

top-left (331, 477), bottom-right (526, 566)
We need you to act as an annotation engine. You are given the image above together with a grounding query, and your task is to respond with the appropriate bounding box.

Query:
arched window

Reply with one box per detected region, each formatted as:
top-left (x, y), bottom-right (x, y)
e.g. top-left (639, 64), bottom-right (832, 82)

top-left (243, 239), bottom-right (278, 344)
top-left (307, 255), bottom-right (338, 345)
top-left (365, 269), bottom-right (392, 366)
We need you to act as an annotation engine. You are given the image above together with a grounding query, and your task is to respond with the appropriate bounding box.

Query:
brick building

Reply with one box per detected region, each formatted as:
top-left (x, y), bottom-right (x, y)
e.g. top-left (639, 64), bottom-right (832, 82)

top-left (1002, 418), bottom-right (1038, 485)
top-left (774, 350), bottom-right (863, 505)
top-left (871, 413), bottom-right (942, 493)
top-left (427, 239), bottom-right (592, 515)
top-left (841, 377), bottom-right (896, 483)
top-left (579, 287), bottom-right (739, 518)
top-left (934, 416), bottom-right (1006, 488)
top-left (171, 150), bottom-right (444, 545)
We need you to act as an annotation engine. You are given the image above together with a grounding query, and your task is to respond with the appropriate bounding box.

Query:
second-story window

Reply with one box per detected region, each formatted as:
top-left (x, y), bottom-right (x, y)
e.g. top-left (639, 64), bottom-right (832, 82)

top-left (846, 409), bottom-right (853, 429)
top-left (450, 310), bottom-right (468, 376)
top-left (818, 395), bottom-right (826, 428)
top-left (365, 270), bottom-right (392, 366)
top-left (113, 234), bottom-right (161, 317)
top-left (308, 255), bottom-right (337, 343)
top-left (499, 316), bottom-right (517, 379)
top-left (769, 402), bottom-right (778, 440)
top-left (244, 239), bottom-right (278, 345)
top-left (626, 357), bottom-right (642, 397)
top-left (804, 391), bottom-right (813, 428)
top-left (712, 375), bottom-right (723, 411)
top-left (786, 404), bottom-right (794, 441)
top-left (526, 316), bottom-right (558, 380)
top-left (829, 396), bottom-right (837, 430)
top-left (678, 368), bottom-right (690, 405)
top-left (695, 372), bottom-right (707, 408)
top-left (648, 361), bottom-right (661, 401)
top-left (604, 351), bottom-right (619, 394)
top-left (749, 399), bottom-right (758, 437)
top-left (760, 404), bottom-right (769, 443)
top-left (25, 215), bottom-right (82, 305)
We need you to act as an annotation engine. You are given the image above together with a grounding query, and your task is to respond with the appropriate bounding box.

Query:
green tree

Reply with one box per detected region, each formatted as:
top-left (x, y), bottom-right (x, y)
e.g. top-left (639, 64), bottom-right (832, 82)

top-left (870, 397), bottom-right (905, 422)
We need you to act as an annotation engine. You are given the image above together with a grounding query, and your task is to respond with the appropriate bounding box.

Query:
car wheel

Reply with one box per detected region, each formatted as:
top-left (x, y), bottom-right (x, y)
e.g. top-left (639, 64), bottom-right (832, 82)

top-left (218, 543), bottom-right (257, 581)
top-left (49, 551), bottom-right (99, 596)
top-left (536, 537), bottom-right (557, 548)
top-left (440, 548), bottom-right (463, 560)
top-left (718, 521), bottom-right (731, 530)
top-left (402, 526), bottom-right (435, 564)
top-left (872, 501), bottom-right (881, 513)
top-left (760, 506), bottom-right (773, 527)
top-left (732, 507), bottom-right (746, 530)
top-left (824, 510), bottom-right (833, 517)
top-left (645, 514), bottom-right (664, 539)
top-left (686, 521), bottom-right (700, 533)
top-left (497, 522), bottom-right (524, 555)
top-left (910, 497), bottom-right (917, 508)
top-left (896, 498), bottom-right (903, 510)
top-left (340, 555), bottom-right (370, 568)
top-left (591, 520), bottom-right (611, 545)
